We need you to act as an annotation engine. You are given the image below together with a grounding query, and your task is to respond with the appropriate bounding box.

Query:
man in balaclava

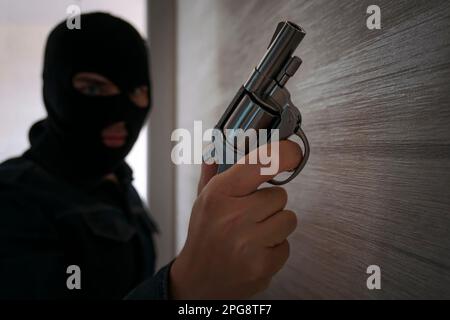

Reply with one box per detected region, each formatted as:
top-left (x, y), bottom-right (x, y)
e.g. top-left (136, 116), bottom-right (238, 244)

top-left (30, 12), bottom-right (151, 182)
top-left (0, 12), bottom-right (170, 299)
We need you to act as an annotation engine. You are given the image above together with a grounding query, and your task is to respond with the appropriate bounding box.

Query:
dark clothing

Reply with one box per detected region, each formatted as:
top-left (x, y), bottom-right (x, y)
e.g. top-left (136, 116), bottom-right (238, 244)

top-left (0, 155), bottom-right (171, 299)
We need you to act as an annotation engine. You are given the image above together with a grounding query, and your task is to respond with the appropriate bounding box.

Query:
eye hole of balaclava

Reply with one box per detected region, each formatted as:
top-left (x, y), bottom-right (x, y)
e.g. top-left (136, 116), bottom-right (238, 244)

top-left (72, 72), bottom-right (149, 108)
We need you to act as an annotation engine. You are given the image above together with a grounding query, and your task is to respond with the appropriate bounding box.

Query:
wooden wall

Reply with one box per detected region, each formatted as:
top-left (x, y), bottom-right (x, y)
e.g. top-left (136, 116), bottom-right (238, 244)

top-left (175, 0), bottom-right (450, 298)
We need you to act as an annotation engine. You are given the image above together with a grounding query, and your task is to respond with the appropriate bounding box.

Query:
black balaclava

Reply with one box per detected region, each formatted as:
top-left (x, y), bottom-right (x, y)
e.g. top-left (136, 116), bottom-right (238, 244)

top-left (25, 12), bottom-right (151, 185)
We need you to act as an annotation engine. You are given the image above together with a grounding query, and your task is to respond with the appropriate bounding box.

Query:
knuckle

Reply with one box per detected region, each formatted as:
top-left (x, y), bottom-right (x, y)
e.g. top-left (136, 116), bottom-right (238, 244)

top-left (262, 187), bottom-right (288, 209)
top-left (274, 187), bottom-right (288, 207)
top-left (281, 140), bottom-right (303, 170)
top-left (252, 254), bottom-right (274, 279)
top-left (211, 173), bottom-right (233, 194)
top-left (204, 174), bottom-right (220, 191)
top-left (270, 241), bottom-right (290, 272)
top-left (234, 234), bottom-right (251, 256)
top-left (283, 210), bottom-right (298, 230)
top-left (196, 187), bottom-right (218, 213)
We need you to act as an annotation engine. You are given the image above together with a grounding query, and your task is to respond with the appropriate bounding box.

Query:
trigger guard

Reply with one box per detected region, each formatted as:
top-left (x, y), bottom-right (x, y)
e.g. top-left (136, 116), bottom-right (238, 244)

top-left (269, 127), bottom-right (310, 185)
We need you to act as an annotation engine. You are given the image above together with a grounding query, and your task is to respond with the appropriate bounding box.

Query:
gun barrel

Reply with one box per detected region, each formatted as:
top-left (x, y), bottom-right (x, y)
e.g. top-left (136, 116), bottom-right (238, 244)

top-left (256, 21), bottom-right (305, 82)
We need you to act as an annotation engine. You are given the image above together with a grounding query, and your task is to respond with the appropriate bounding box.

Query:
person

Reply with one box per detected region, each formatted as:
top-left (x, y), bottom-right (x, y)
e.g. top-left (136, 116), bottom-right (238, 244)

top-left (0, 12), bottom-right (302, 299)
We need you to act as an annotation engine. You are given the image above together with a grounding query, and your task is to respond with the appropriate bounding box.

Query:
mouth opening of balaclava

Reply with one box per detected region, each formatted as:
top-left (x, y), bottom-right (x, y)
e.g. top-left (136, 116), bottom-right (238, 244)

top-left (25, 12), bottom-right (152, 185)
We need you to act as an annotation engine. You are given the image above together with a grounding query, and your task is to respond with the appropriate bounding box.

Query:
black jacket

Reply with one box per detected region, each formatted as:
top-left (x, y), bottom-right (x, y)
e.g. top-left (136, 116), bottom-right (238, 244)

top-left (0, 155), bottom-right (171, 299)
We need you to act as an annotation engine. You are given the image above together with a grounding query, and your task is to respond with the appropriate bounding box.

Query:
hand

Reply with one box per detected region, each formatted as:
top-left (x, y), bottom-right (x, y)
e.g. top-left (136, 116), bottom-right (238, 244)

top-left (197, 161), bottom-right (218, 196)
top-left (170, 140), bottom-right (302, 299)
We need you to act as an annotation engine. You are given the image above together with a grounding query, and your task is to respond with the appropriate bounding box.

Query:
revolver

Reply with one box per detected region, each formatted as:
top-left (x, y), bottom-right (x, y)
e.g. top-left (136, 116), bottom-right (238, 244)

top-left (210, 21), bottom-right (310, 185)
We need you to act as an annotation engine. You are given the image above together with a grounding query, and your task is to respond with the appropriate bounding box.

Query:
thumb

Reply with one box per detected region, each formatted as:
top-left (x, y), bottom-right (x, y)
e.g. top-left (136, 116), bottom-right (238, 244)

top-left (198, 161), bottom-right (218, 195)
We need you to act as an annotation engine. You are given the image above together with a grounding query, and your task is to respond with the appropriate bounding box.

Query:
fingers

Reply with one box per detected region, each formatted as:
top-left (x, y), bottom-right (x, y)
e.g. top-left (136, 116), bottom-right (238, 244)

top-left (265, 240), bottom-right (290, 274)
top-left (252, 210), bottom-right (298, 247)
top-left (198, 162), bottom-right (219, 195)
top-left (243, 187), bottom-right (288, 222)
top-left (217, 140), bottom-right (303, 196)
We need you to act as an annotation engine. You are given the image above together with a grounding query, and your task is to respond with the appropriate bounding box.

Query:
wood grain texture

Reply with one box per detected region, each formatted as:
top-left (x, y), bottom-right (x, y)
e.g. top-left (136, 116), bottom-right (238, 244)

top-left (176, 0), bottom-right (450, 298)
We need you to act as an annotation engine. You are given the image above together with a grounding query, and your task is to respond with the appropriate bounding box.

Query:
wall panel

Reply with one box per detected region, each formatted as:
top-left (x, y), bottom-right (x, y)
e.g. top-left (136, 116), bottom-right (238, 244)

top-left (176, 0), bottom-right (450, 298)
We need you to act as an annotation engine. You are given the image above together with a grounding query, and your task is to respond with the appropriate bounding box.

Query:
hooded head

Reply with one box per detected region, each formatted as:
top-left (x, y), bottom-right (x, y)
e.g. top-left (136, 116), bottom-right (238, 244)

top-left (26, 12), bottom-right (151, 184)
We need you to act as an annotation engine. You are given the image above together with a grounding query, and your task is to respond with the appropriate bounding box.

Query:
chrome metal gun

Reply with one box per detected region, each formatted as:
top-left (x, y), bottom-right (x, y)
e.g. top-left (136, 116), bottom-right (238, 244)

top-left (212, 21), bottom-right (309, 185)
